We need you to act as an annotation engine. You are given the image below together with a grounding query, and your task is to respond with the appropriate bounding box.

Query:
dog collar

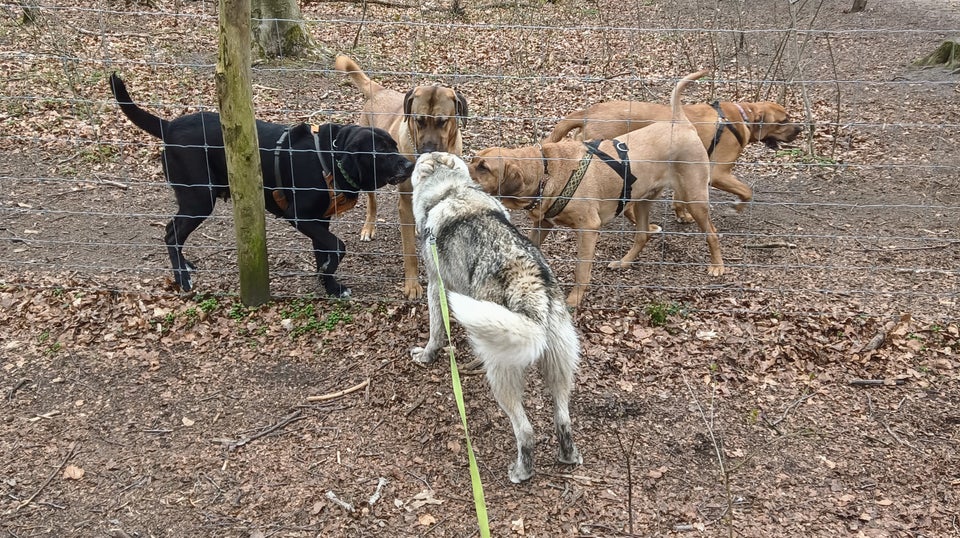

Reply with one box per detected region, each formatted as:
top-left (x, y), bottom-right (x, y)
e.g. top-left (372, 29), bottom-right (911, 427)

top-left (733, 103), bottom-right (750, 123)
top-left (311, 126), bottom-right (361, 192)
top-left (524, 149), bottom-right (552, 211)
top-left (542, 143), bottom-right (596, 220)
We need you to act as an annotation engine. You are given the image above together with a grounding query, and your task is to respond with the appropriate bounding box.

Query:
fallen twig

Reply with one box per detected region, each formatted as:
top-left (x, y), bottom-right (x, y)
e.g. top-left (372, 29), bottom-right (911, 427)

top-left (306, 379), bottom-right (370, 402)
top-left (368, 477), bottom-right (388, 506)
top-left (767, 390), bottom-right (818, 429)
top-left (27, 410), bottom-right (60, 422)
top-left (212, 409), bottom-right (305, 451)
top-left (849, 378), bottom-right (906, 387)
top-left (305, 0), bottom-right (415, 7)
top-left (17, 442), bottom-right (79, 511)
top-left (744, 242), bottom-right (797, 249)
top-left (326, 490), bottom-right (355, 512)
top-left (7, 378), bottom-right (31, 400)
top-left (95, 178), bottom-right (131, 190)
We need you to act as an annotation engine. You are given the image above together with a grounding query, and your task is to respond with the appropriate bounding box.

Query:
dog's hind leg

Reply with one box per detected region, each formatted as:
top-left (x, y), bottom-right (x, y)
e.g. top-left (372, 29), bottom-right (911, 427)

top-left (674, 177), bottom-right (725, 277)
top-left (540, 335), bottom-right (582, 466)
top-left (288, 219), bottom-right (351, 297)
top-left (165, 193), bottom-right (216, 291)
top-left (485, 362), bottom-right (536, 483)
top-left (680, 201), bottom-right (724, 277)
top-left (609, 199), bottom-right (655, 269)
top-left (312, 234), bottom-right (350, 298)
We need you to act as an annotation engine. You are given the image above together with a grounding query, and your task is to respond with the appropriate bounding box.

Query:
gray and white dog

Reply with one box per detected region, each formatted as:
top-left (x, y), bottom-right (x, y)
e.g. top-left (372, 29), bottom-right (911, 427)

top-left (409, 151), bottom-right (582, 483)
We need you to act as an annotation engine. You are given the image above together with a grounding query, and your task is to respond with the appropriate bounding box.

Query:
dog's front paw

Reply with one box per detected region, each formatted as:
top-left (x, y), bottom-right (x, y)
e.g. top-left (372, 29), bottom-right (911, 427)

top-left (403, 280), bottom-right (424, 301)
top-left (410, 346), bottom-right (439, 364)
top-left (557, 445), bottom-right (582, 466)
top-left (360, 224), bottom-right (376, 242)
top-left (174, 260), bottom-right (196, 291)
top-left (322, 277), bottom-right (352, 298)
top-left (508, 461), bottom-right (534, 484)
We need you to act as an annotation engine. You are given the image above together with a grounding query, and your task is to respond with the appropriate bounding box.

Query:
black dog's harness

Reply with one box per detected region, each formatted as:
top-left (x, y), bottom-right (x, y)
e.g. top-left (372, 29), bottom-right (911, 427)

top-left (272, 125), bottom-right (360, 217)
top-left (706, 101), bottom-right (746, 157)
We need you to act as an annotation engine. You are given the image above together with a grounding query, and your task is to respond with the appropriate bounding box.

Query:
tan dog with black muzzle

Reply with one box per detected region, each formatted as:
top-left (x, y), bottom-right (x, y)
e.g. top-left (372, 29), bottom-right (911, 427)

top-left (335, 54), bottom-right (468, 300)
top-left (546, 98), bottom-right (802, 222)
top-left (470, 70), bottom-right (724, 308)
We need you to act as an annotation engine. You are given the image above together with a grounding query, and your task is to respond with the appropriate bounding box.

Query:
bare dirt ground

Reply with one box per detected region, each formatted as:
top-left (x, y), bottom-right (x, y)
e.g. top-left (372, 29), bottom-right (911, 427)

top-left (1, 0), bottom-right (958, 536)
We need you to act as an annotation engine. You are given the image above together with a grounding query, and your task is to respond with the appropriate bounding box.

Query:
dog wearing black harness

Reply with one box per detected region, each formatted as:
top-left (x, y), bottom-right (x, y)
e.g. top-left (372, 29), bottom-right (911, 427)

top-left (109, 73), bottom-right (413, 297)
top-left (470, 69), bottom-right (724, 307)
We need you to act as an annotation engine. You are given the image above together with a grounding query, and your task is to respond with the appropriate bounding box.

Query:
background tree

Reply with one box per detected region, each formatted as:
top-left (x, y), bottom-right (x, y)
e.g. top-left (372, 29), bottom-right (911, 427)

top-left (251, 0), bottom-right (315, 59)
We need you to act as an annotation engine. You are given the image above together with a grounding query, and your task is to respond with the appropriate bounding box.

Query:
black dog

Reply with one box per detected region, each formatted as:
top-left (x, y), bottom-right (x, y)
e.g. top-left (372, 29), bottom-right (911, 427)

top-left (109, 73), bottom-right (413, 297)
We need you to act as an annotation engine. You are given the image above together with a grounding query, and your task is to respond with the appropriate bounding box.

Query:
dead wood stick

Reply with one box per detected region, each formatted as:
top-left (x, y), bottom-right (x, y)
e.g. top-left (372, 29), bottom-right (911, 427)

top-left (306, 378), bottom-right (369, 402)
top-left (744, 242), bottom-right (797, 249)
top-left (304, 0), bottom-right (415, 7)
top-left (16, 441), bottom-right (79, 512)
top-left (95, 178), bottom-right (131, 190)
top-left (849, 378), bottom-right (906, 386)
top-left (863, 242), bottom-right (957, 252)
top-left (212, 409), bottom-right (305, 451)
top-left (7, 378), bottom-right (30, 400)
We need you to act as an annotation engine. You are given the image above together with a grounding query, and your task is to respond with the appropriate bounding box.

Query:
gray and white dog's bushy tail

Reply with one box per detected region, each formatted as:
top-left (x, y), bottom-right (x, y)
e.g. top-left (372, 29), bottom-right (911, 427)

top-left (446, 292), bottom-right (547, 368)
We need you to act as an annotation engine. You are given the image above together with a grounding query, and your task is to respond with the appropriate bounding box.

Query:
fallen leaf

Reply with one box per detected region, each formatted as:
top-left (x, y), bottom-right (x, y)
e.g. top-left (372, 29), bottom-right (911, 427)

top-left (511, 517), bottom-right (525, 535)
top-left (418, 513), bottom-right (436, 526)
top-left (182, 417), bottom-right (195, 427)
top-left (63, 465), bottom-right (84, 480)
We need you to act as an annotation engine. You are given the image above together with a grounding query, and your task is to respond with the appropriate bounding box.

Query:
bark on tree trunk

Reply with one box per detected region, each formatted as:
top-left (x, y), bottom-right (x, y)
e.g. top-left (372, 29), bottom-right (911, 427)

top-left (251, 0), bottom-right (314, 59)
top-left (847, 0), bottom-right (867, 13)
top-left (217, 0), bottom-right (271, 306)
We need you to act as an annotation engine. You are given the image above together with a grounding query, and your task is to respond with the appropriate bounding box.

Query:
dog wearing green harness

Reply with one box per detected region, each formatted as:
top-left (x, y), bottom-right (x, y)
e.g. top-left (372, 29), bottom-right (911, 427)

top-left (469, 69), bottom-right (725, 308)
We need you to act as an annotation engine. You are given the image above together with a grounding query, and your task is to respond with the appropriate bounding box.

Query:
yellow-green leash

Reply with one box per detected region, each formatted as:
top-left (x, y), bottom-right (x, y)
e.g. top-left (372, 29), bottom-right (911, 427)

top-left (429, 238), bottom-right (490, 538)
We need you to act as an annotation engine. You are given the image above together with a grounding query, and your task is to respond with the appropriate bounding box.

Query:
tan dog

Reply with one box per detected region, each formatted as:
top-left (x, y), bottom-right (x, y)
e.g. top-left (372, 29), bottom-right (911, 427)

top-left (470, 70), bottom-right (723, 307)
top-left (335, 54), bottom-right (468, 299)
top-left (546, 99), bottom-right (802, 221)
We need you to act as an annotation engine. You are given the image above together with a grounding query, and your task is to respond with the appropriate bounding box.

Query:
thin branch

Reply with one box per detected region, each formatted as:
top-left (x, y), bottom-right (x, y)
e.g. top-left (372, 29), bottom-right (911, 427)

top-left (211, 409), bottom-right (305, 451)
top-left (17, 442), bottom-right (79, 511)
top-left (306, 378), bottom-right (370, 402)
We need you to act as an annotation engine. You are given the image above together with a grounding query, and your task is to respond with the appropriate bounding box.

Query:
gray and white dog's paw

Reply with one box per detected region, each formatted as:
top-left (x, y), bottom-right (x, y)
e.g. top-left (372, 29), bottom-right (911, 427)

top-left (410, 346), bottom-right (439, 364)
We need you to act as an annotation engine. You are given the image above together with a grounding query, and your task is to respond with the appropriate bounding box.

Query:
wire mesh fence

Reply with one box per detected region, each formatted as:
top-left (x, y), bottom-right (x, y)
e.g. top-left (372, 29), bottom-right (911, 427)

top-left (1, 0), bottom-right (957, 321)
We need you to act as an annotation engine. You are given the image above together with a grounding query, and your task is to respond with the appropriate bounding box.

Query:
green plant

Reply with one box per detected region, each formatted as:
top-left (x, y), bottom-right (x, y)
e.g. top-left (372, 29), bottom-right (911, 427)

top-left (283, 298), bottom-right (354, 337)
top-left (645, 301), bottom-right (684, 326)
top-left (228, 302), bottom-right (250, 321)
top-left (197, 295), bottom-right (220, 314)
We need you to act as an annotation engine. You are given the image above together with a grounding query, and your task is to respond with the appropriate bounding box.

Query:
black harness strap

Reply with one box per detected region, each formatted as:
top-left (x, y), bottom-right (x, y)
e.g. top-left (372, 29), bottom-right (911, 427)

top-left (273, 125), bottom-right (359, 217)
top-left (272, 129), bottom-right (292, 212)
top-left (583, 139), bottom-right (637, 216)
top-left (706, 101), bottom-right (745, 157)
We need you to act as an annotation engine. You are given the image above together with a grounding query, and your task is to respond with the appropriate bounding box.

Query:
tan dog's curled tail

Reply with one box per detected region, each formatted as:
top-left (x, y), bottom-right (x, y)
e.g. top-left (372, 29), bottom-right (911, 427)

top-left (670, 69), bottom-right (711, 124)
top-left (334, 54), bottom-right (384, 100)
top-left (544, 110), bottom-right (589, 143)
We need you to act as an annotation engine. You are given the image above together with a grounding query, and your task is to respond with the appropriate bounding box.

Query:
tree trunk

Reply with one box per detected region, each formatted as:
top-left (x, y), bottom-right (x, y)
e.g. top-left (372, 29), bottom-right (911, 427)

top-left (251, 0), bottom-right (314, 59)
top-left (217, 0), bottom-right (271, 306)
top-left (846, 0), bottom-right (867, 13)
